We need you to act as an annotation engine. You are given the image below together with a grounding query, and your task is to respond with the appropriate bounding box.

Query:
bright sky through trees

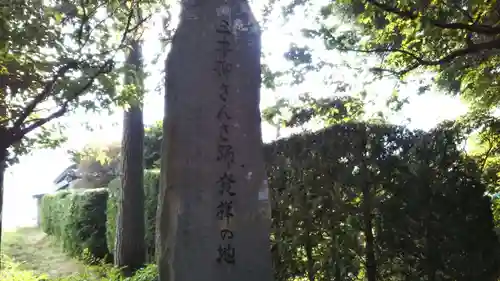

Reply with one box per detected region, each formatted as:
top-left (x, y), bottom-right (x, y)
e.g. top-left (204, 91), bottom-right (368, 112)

top-left (2, 0), bottom-right (467, 229)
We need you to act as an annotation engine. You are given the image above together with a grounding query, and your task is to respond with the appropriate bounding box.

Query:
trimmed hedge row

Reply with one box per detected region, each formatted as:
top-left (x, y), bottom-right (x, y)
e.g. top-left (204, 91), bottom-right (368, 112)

top-left (39, 124), bottom-right (500, 281)
top-left (106, 169), bottom-right (160, 262)
top-left (40, 188), bottom-right (109, 261)
top-left (40, 169), bottom-right (160, 263)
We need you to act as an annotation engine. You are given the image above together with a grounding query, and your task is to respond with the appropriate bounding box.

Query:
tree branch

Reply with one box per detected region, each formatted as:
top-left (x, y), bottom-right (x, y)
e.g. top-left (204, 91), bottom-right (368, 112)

top-left (397, 37), bottom-right (500, 75)
top-left (480, 140), bottom-right (494, 173)
top-left (9, 60), bottom-right (113, 145)
top-left (99, 7), bottom-right (152, 57)
top-left (337, 36), bottom-right (500, 76)
top-left (12, 60), bottom-right (80, 129)
top-left (366, 0), bottom-right (500, 35)
top-left (11, 1), bottom-right (149, 132)
top-left (77, 0), bottom-right (116, 50)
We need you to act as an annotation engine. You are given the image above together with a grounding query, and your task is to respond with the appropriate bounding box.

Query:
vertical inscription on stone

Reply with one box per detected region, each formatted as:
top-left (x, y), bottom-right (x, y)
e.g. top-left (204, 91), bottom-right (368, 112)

top-left (214, 17), bottom-right (236, 266)
top-left (159, 1), bottom-right (273, 281)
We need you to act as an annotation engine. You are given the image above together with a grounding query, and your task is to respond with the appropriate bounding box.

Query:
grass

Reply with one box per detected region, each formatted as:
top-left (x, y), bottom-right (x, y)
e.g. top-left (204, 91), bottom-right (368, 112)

top-left (1, 227), bottom-right (86, 277)
top-left (0, 227), bottom-right (158, 281)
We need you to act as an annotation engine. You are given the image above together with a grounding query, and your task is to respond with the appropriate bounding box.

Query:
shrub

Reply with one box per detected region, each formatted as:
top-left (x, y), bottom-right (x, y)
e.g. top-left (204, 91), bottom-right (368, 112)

top-left (143, 170), bottom-right (160, 262)
top-left (73, 263), bottom-right (158, 281)
top-left (124, 263), bottom-right (158, 281)
top-left (70, 188), bottom-right (109, 260)
top-left (106, 169), bottom-right (160, 262)
top-left (64, 262), bottom-right (158, 281)
top-left (41, 123), bottom-right (500, 281)
top-left (40, 193), bottom-right (54, 234)
top-left (41, 170), bottom-right (160, 264)
top-left (40, 188), bottom-right (110, 262)
top-left (41, 191), bottom-right (71, 236)
top-left (105, 177), bottom-right (120, 259)
top-left (0, 254), bottom-right (50, 281)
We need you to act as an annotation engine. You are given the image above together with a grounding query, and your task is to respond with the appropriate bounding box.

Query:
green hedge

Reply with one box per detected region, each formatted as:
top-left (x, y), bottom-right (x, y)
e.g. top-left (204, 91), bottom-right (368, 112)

top-left (106, 169), bottom-right (160, 262)
top-left (40, 124), bottom-right (500, 280)
top-left (41, 170), bottom-right (160, 264)
top-left (40, 188), bottom-right (110, 262)
top-left (40, 190), bottom-right (71, 236)
top-left (105, 177), bottom-right (120, 259)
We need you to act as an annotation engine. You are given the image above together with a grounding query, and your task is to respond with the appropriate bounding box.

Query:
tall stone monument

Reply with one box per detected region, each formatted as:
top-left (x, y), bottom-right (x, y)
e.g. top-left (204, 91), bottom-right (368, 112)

top-left (156, 1), bottom-right (273, 281)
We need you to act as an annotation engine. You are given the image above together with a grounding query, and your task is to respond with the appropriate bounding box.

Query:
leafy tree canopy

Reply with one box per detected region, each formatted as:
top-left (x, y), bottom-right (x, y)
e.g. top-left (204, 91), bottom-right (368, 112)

top-left (291, 0), bottom-right (500, 112)
top-left (268, 0), bottom-right (500, 199)
top-left (262, 94), bottom-right (368, 134)
top-left (0, 0), bottom-right (157, 165)
top-left (68, 120), bottom-right (163, 173)
top-left (143, 120), bottom-right (162, 169)
top-left (266, 121), bottom-right (500, 281)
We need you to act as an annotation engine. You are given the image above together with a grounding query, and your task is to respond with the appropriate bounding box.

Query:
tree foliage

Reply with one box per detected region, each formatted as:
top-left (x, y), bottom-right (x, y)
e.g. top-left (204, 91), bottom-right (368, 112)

top-left (265, 122), bottom-right (500, 281)
top-left (291, 0), bottom-right (500, 111)
top-left (68, 142), bottom-right (121, 188)
top-left (456, 111), bottom-right (500, 230)
top-left (143, 120), bottom-right (162, 169)
top-left (67, 119), bottom-right (163, 180)
top-left (264, 0), bottom-right (500, 237)
top-left (263, 0), bottom-right (500, 138)
top-left (0, 0), bottom-right (154, 164)
top-left (262, 94), bottom-right (366, 136)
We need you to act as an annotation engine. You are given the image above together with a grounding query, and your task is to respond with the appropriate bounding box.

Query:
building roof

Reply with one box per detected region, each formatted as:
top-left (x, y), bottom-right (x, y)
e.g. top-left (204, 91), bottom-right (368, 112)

top-left (32, 193), bottom-right (46, 199)
top-left (31, 164), bottom-right (79, 199)
top-left (53, 164), bottom-right (78, 184)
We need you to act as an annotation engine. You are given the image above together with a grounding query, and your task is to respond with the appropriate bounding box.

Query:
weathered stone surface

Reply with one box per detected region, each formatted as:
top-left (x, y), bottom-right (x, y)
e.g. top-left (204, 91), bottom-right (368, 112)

top-left (156, 1), bottom-right (273, 281)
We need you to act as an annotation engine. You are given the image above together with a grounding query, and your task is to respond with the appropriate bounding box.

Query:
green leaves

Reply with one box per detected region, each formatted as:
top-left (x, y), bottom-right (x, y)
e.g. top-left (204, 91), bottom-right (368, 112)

top-left (143, 121), bottom-right (163, 169)
top-left (275, 0), bottom-right (500, 123)
top-left (262, 94), bottom-right (365, 129)
top-left (284, 44), bottom-right (313, 66)
top-left (323, 1), bottom-right (500, 105)
top-left (266, 122), bottom-right (500, 281)
top-left (0, 0), bottom-right (157, 163)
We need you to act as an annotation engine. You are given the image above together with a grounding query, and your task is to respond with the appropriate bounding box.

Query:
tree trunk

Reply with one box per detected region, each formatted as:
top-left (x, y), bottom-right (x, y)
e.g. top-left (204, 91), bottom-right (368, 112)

top-left (420, 137), bottom-right (437, 281)
top-left (362, 185), bottom-right (377, 281)
top-left (302, 183), bottom-right (315, 281)
top-left (156, 1), bottom-right (274, 281)
top-left (0, 145), bottom-right (5, 269)
top-left (425, 227), bottom-right (437, 281)
top-left (304, 218), bottom-right (315, 281)
top-left (423, 171), bottom-right (437, 281)
top-left (114, 36), bottom-right (146, 275)
top-left (155, 53), bottom-right (169, 268)
top-left (0, 84), bottom-right (7, 269)
top-left (359, 126), bottom-right (377, 281)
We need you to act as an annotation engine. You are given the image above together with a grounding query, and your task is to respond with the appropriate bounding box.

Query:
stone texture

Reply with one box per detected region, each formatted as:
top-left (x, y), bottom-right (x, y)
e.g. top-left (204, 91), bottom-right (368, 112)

top-left (156, 1), bottom-right (273, 281)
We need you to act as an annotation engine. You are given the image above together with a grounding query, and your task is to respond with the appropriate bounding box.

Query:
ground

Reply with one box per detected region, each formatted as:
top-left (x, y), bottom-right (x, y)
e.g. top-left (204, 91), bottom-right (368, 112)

top-left (1, 227), bottom-right (157, 281)
top-left (1, 227), bottom-right (86, 277)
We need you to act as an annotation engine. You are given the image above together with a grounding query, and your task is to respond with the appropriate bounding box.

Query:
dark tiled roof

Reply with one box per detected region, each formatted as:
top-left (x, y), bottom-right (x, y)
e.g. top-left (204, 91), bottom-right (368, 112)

top-left (53, 164), bottom-right (78, 184)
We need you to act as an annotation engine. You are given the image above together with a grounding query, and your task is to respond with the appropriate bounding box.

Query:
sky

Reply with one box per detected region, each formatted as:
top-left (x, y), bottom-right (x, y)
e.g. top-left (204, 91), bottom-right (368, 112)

top-left (2, 0), bottom-right (468, 230)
